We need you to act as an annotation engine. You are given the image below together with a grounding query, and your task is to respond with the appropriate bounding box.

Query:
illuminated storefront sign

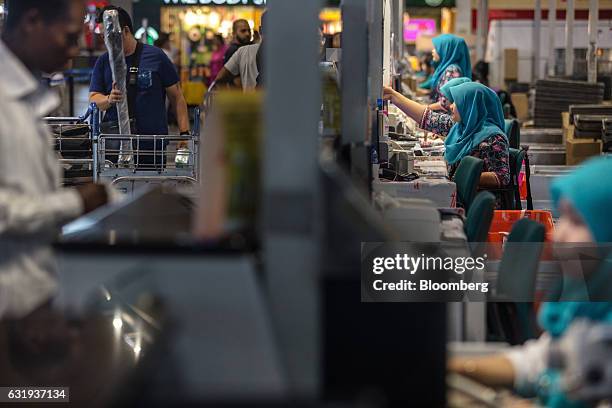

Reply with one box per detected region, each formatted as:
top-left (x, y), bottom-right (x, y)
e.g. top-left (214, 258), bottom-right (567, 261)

top-left (162, 0), bottom-right (266, 5)
top-left (404, 18), bottom-right (436, 43)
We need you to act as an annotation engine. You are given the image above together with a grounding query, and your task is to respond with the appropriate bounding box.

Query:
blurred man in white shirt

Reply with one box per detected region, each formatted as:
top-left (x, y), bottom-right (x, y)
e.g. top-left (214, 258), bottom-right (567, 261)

top-left (0, 0), bottom-right (109, 318)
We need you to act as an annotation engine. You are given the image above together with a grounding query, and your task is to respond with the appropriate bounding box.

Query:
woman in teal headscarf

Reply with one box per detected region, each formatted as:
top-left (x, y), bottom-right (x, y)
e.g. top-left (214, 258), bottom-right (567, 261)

top-left (383, 81), bottom-right (510, 192)
top-left (416, 53), bottom-right (436, 91)
top-left (449, 157), bottom-right (612, 408)
top-left (428, 34), bottom-right (472, 111)
top-left (418, 76), bottom-right (434, 91)
top-left (439, 77), bottom-right (472, 103)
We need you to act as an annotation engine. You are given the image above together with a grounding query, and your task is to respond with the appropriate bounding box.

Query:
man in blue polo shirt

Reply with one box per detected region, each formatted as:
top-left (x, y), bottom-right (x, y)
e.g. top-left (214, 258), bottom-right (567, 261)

top-left (89, 6), bottom-right (190, 167)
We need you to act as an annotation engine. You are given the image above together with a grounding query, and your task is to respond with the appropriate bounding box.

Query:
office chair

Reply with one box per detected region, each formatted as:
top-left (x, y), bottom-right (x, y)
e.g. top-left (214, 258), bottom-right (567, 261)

top-left (489, 218), bottom-right (546, 344)
top-left (493, 147), bottom-right (533, 210)
top-left (504, 119), bottom-right (521, 149)
top-left (454, 156), bottom-right (484, 213)
top-left (509, 148), bottom-right (527, 209)
top-left (464, 191), bottom-right (496, 243)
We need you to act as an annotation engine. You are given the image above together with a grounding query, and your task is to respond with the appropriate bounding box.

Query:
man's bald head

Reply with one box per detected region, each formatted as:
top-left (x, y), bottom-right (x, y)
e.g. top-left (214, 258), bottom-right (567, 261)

top-left (232, 19), bottom-right (251, 45)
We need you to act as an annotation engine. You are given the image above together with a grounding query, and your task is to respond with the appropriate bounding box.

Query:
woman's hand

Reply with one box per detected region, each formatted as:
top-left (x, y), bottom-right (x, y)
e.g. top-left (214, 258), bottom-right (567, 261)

top-left (383, 86), bottom-right (398, 103)
top-left (382, 87), bottom-right (426, 123)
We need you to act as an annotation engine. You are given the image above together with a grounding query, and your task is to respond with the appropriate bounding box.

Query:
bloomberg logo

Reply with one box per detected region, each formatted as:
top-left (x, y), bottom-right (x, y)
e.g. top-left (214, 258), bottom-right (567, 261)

top-left (163, 0), bottom-right (266, 5)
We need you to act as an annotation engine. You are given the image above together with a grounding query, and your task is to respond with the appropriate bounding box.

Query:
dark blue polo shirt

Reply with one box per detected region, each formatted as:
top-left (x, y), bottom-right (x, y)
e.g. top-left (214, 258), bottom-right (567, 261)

top-left (90, 44), bottom-right (179, 135)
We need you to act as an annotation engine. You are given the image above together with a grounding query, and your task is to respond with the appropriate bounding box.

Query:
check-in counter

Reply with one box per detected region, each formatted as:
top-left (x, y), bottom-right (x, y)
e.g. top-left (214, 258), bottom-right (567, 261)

top-left (373, 178), bottom-right (457, 208)
top-left (31, 188), bottom-right (289, 405)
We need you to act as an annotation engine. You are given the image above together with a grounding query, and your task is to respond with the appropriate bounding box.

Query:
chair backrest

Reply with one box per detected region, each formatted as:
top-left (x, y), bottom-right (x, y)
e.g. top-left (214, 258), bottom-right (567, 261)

top-left (454, 156), bottom-right (484, 213)
top-left (504, 119), bottom-right (520, 149)
top-left (509, 148), bottom-right (527, 209)
top-left (509, 148), bottom-right (526, 178)
top-left (493, 218), bottom-right (545, 343)
top-left (497, 218), bottom-right (545, 300)
top-left (465, 191), bottom-right (496, 243)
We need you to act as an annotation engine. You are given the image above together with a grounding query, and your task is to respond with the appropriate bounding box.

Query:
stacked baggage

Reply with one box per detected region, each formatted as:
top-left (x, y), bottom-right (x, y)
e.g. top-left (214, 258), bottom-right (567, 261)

top-left (574, 115), bottom-right (608, 138)
top-left (569, 104), bottom-right (612, 124)
top-left (534, 79), bottom-right (604, 128)
top-left (602, 118), bottom-right (612, 152)
top-left (47, 118), bottom-right (93, 186)
top-left (567, 104), bottom-right (612, 152)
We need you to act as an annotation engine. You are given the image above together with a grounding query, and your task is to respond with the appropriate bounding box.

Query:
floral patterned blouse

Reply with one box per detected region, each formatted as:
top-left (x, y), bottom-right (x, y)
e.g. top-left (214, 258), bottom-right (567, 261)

top-left (429, 64), bottom-right (463, 112)
top-left (420, 108), bottom-right (511, 187)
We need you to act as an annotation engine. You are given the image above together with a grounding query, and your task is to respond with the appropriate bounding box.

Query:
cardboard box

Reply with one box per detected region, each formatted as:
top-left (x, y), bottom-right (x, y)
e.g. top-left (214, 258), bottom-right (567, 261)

top-left (566, 124), bottom-right (603, 165)
top-left (562, 111), bottom-right (571, 130)
top-left (504, 49), bottom-right (519, 81)
top-left (511, 93), bottom-right (529, 122)
top-left (562, 113), bottom-right (572, 144)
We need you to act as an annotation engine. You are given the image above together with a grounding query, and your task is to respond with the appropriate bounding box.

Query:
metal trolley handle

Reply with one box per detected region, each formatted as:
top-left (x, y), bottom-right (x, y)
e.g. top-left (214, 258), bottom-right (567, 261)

top-left (110, 176), bottom-right (198, 186)
top-left (44, 105), bottom-right (93, 124)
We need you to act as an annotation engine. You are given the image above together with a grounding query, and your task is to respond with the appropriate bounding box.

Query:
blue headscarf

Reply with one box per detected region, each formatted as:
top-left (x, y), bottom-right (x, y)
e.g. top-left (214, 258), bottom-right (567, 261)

top-left (535, 157), bottom-right (612, 408)
top-left (443, 82), bottom-right (506, 165)
top-left (550, 157), bottom-right (612, 244)
top-left (418, 58), bottom-right (439, 89)
top-left (431, 34), bottom-right (472, 92)
top-left (418, 76), bottom-right (434, 90)
top-left (440, 77), bottom-right (472, 102)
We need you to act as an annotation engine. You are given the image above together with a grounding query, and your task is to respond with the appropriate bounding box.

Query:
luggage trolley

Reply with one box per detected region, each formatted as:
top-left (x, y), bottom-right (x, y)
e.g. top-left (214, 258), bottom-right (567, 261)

top-left (45, 107), bottom-right (95, 187)
top-left (92, 105), bottom-right (201, 196)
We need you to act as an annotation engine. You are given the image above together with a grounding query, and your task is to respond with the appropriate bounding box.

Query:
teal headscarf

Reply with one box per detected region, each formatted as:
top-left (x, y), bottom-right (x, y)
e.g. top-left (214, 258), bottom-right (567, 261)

top-left (535, 157), bottom-right (612, 408)
top-left (418, 76), bottom-right (433, 90)
top-left (550, 157), bottom-right (612, 244)
top-left (418, 58), bottom-right (439, 89)
top-left (440, 77), bottom-right (472, 102)
top-left (443, 82), bottom-right (506, 165)
top-left (431, 34), bottom-right (472, 92)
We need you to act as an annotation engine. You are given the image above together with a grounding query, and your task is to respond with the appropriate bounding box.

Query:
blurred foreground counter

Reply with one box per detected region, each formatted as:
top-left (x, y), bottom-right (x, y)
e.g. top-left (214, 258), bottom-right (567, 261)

top-left (58, 187), bottom-right (253, 251)
top-left (0, 188), bottom-right (292, 406)
top-left (446, 342), bottom-right (536, 408)
top-left (373, 178), bottom-right (457, 208)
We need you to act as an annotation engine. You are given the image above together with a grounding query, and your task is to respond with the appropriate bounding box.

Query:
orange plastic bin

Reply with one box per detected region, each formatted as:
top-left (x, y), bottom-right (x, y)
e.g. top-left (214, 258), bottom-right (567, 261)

top-left (487, 210), bottom-right (555, 259)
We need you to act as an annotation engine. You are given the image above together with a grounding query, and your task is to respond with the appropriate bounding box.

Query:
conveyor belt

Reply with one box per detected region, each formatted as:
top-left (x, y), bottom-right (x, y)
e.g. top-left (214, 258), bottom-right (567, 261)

top-left (520, 128), bottom-right (563, 144)
top-left (527, 144), bottom-right (567, 165)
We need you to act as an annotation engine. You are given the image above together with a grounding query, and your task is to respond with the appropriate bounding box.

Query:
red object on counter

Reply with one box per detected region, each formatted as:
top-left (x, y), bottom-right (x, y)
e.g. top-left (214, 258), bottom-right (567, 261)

top-left (487, 210), bottom-right (555, 260)
top-left (489, 210), bottom-right (555, 243)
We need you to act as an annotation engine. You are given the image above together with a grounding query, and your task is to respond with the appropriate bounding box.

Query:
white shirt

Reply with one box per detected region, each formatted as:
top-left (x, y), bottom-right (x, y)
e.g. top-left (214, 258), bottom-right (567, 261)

top-left (225, 43), bottom-right (260, 91)
top-left (504, 333), bottom-right (552, 391)
top-left (0, 40), bottom-right (84, 319)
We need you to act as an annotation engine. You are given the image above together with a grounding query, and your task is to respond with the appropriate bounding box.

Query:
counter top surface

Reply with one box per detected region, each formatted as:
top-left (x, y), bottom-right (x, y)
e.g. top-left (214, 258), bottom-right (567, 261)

top-left (58, 187), bottom-right (254, 253)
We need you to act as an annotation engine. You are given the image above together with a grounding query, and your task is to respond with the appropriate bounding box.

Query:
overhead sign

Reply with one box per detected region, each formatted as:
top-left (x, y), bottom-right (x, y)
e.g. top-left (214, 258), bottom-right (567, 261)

top-left (404, 18), bottom-right (436, 43)
top-left (162, 0), bottom-right (266, 5)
